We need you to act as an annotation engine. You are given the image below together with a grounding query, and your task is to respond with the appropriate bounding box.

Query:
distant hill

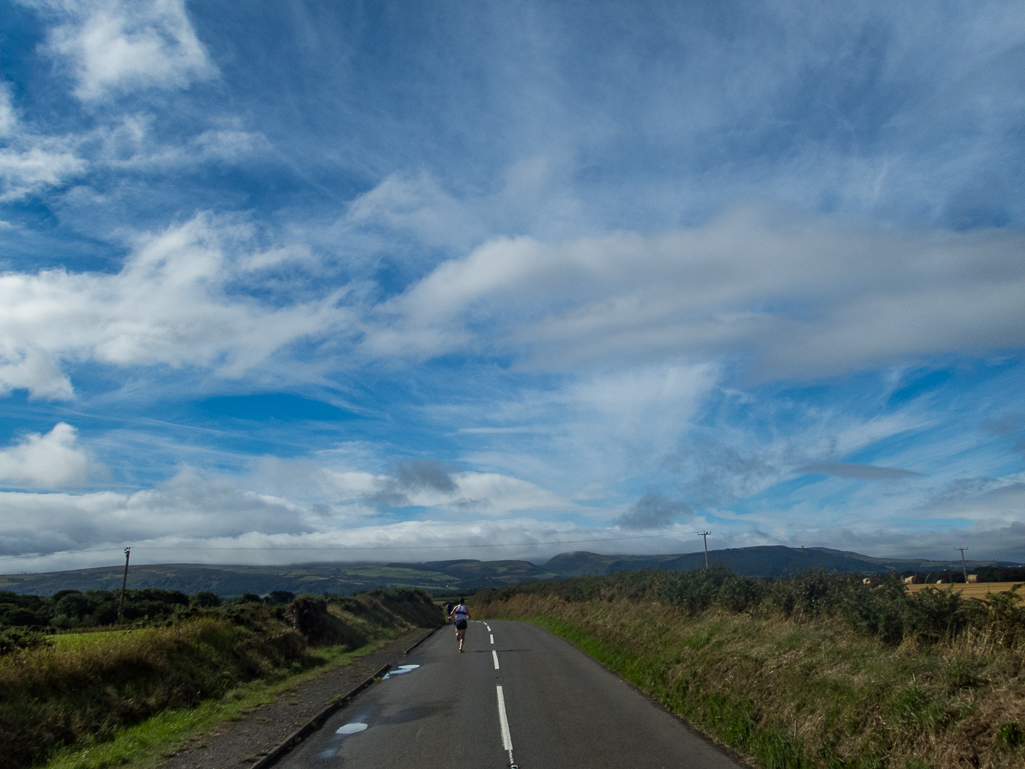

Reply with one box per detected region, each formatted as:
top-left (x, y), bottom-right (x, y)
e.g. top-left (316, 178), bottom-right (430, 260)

top-left (0, 546), bottom-right (1017, 597)
top-left (542, 546), bottom-right (1020, 578)
top-left (0, 559), bottom-right (559, 597)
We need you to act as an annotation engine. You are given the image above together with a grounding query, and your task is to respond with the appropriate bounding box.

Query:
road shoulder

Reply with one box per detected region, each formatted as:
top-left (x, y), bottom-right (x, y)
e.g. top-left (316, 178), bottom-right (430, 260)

top-left (160, 627), bottom-right (436, 769)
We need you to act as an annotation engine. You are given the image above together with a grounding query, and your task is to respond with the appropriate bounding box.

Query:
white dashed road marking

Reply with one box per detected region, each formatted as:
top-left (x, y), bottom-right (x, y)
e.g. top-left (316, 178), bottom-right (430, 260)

top-left (492, 649), bottom-right (500, 669)
top-left (496, 685), bottom-right (515, 766)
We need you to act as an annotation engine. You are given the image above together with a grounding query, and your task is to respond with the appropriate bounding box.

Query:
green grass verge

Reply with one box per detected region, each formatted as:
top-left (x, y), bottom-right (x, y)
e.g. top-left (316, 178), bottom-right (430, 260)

top-left (2, 590), bottom-right (442, 769)
top-left (47, 631), bottom-right (123, 650)
top-left (481, 595), bottom-right (1025, 769)
top-left (40, 640), bottom-right (389, 769)
top-left (522, 616), bottom-right (805, 768)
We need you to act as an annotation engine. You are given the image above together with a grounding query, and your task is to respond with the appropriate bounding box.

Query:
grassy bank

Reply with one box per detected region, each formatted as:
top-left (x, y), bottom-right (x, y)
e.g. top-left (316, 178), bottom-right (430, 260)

top-left (0, 589), bottom-right (442, 769)
top-left (40, 641), bottom-right (387, 769)
top-left (474, 571), bottom-right (1025, 769)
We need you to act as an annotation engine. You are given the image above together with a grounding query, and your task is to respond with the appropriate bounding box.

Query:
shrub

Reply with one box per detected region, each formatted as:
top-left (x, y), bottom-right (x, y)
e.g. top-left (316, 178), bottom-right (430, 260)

top-left (472, 568), bottom-right (1023, 649)
top-left (0, 627), bottom-right (51, 656)
top-left (190, 591), bottom-right (221, 608)
top-left (0, 607), bottom-right (306, 769)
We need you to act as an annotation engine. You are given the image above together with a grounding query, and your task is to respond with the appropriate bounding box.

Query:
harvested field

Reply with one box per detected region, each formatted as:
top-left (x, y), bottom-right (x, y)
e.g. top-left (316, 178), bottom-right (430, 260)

top-left (907, 581), bottom-right (1024, 599)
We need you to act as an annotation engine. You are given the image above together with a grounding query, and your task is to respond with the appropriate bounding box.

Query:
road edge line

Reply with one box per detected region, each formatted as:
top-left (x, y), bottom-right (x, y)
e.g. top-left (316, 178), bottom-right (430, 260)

top-left (404, 624), bottom-right (442, 655)
top-left (248, 663), bottom-right (391, 769)
top-left (525, 619), bottom-right (756, 769)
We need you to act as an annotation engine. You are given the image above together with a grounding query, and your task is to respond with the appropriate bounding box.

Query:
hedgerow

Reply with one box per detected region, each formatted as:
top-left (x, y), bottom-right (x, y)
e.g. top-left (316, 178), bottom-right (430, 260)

top-left (473, 567), bottom-right (1024, 647)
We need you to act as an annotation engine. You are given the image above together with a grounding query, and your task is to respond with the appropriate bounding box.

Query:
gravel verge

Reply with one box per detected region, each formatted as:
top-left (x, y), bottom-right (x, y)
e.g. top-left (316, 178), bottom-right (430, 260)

top-left (160, 627), bottom-right (437, 769)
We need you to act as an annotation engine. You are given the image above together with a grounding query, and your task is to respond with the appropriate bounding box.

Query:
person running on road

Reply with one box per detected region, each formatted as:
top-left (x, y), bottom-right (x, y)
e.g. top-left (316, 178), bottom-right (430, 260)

top-left (450, 598), bottom-right (470, 652)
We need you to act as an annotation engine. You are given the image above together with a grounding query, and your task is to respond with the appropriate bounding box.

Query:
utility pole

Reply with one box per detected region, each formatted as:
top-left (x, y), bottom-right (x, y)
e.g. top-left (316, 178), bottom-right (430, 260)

top-left (697, 532), bottom-right (711, 569)
top-left (955, 547), bottom-right (968, 584)
top-left (117, 547), bottom-right (131, 626)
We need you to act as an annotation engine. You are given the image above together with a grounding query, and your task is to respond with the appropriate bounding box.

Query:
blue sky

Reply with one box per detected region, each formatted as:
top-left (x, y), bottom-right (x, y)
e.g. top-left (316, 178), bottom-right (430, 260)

top-left (1, 0), bottom-right (1023, 572)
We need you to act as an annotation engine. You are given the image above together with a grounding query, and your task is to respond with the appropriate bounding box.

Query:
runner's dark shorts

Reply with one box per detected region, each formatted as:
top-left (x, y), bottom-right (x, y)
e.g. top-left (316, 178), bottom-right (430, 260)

top-left (455, 619), bottom-right (468, 630)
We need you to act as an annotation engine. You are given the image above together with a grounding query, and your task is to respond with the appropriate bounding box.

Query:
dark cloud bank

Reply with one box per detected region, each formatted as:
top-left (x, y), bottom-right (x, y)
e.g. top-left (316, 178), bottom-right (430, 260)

top-left (616, 490), bottom-right (693, 530)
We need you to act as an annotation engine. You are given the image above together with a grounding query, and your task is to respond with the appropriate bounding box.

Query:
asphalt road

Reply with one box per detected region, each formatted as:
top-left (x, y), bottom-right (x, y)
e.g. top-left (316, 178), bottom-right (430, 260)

top-left (279, 620), bottom-right (747, 769)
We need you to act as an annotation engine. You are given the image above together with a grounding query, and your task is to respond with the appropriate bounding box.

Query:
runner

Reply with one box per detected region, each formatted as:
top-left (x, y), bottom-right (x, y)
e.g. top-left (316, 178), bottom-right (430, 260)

top-left (449, 597), bottom-right (470, 652)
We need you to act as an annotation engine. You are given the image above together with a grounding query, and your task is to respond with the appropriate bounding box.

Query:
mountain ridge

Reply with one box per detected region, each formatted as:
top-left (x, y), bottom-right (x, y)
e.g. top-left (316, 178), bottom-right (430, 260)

top-left (0, 545), bottom-right (1018, 597)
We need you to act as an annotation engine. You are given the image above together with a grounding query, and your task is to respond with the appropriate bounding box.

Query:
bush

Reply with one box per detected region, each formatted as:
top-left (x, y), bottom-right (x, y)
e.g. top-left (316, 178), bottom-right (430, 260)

top-left (0, 607), bottom-right (306, 769)
top-left (190, 591), bottom-right (221, 608)
top-left (473, 567), bottom-right (1024, 649)
top-left (0, 627), bottom-right (51, 656)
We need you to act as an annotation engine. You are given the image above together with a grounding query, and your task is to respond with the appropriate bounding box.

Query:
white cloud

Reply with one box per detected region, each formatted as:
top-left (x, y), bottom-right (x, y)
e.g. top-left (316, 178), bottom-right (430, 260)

top-left (566, 364), bottom-right (716, 458)
top-left (0, 213), bottom-right (351, 398)
top-left (34, 0), bottom-right (215, 100)
top-left (431, 363), bottom-right (718, 501)
top-left (0, 83), bottom-right (86, 199)
top-left (924, 473), bottom-right (1025, 521)
top-left (0, 470), bottom-right (309, 558)
top-left (0, 453), bottom-right (1019, 568)
top-left (365, 204), bottom-right (1025, 379)
top-left (0, 144), bottom-right (86, 199)
top-left (0, 84), bottom-right (16, 137)
top-left (343, 171), bottom-right (485, 253)
top-left (0, 423), bottom-right (92, 488)
top-left (91, 115), bottom-right (270, 170)
top-left (0, 346), bottom-right (74, 399)
top-left (0, 458), bottom-right (727, 567)
top-left (426, 471), bottom-right (569, 515)
top-left (0, 456), bottom-right (579, 565)
top-left (250, 455), bottom-right (572, 518)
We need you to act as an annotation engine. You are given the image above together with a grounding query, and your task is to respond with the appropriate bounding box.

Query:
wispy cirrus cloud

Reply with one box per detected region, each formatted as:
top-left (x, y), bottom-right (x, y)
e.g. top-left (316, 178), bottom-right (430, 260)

top-left (0, 84), bottom-right (86, 200)
top-left (796, 463), bottom-right (925, 480)
top-left (0, 1), bottom-right (1022, 572)
top-left (88, 115), bottom-right (270, 171)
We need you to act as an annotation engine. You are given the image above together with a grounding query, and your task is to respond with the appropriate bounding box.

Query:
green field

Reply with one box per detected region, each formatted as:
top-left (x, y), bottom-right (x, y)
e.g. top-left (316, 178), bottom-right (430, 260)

top-left (48, 631), bottom-right (123, 650)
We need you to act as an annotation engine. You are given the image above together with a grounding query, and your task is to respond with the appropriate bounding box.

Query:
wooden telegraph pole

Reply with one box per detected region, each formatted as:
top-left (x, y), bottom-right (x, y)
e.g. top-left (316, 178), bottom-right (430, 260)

top-left (697, 531), bottom-right (711, 569)
top-left (117, 547), bottom-right (131, 626)
top-left (955, 547), bottom-right (969, 584)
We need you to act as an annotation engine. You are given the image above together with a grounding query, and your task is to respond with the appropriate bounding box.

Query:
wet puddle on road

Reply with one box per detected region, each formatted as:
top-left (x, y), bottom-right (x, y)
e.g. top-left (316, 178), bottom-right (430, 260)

top-left (317, 722), bottom-right (369, 759)
top-left (317, 720), bottom-right (369, 759)
top-left (315, 665), bottom-right (423, 759)
top-left (335, 723), bottom-right (368, 735)
top-left (382, 664), bottom-right (419, 679)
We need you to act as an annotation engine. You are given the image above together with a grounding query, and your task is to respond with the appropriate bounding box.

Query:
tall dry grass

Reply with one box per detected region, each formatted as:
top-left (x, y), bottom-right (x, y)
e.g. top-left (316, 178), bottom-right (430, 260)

top-left (0, 607), bottom-right (304, 769)
top-left (0, 589), bottom-right (443, 769)
top-left (476, 575), bottom-right (1025, 769)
